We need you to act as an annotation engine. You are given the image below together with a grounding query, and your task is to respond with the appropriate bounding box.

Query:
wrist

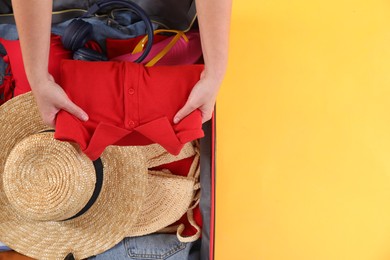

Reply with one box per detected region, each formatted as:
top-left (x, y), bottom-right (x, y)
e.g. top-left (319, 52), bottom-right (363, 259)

top-left (27, 72), bottom-right (53, 91)
top-left (202, 66), bottom-right (227, 86)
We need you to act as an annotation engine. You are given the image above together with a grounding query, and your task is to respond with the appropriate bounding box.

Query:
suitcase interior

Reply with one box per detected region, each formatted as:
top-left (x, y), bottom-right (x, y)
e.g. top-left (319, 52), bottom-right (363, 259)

top-left (0, 3), bottom-right (215, 260)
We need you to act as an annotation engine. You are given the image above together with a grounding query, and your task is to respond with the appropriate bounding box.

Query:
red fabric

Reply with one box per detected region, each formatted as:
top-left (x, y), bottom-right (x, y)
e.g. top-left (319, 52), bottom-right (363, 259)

top-left (0, 35), bottom-right (72, 96)
top-left (84, 40), bottom-right (104, 53)
top-left (175, 205), bottom-right (202, 237)
top-left (55, 60), bottom-right (204, 161)
top-left (106, 34), bottom-right (168, 60)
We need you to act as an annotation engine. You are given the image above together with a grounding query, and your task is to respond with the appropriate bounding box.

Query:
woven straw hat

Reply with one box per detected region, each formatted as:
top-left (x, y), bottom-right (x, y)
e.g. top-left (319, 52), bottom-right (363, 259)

top-left (0, 92), bottom-right (198, 260)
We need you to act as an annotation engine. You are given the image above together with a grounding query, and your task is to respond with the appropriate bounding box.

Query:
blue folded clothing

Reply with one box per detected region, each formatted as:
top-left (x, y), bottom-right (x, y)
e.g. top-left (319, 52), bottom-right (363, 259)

top-left (0, 242), bottom-right (11, 251)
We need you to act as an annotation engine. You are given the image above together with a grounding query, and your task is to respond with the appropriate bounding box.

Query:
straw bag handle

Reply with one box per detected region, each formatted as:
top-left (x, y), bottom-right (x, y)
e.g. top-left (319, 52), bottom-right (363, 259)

top-left (132, 29), bottom-right (189, 67)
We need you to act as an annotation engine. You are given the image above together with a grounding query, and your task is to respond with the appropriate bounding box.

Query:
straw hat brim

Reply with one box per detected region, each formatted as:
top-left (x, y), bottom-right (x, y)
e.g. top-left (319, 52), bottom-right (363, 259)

top-left (0, 93), bottom-right (196, 260)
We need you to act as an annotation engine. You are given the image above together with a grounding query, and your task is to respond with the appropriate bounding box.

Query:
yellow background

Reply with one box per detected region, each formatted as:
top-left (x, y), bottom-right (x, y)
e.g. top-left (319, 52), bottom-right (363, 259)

top-left (216, 0), bottom-right (390, 259)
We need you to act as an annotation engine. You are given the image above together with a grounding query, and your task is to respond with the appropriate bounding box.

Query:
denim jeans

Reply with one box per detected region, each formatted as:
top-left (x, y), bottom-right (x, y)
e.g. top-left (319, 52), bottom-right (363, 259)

top-left (0, 242), bottom-right (9, 252)
top-left (88, 234), bottom-right (200, 260)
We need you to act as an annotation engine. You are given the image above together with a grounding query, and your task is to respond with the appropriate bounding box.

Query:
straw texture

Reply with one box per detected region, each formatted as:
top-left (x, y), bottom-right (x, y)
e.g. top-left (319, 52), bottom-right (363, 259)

top-left (3, 133), bottom-right (96, 221)
top-left (0, 92), bottom-right (200, 260)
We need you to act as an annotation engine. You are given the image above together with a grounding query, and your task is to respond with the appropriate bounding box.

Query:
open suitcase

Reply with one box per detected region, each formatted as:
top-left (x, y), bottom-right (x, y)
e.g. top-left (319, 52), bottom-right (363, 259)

top-left (0, 1), bottom-right (215, 259)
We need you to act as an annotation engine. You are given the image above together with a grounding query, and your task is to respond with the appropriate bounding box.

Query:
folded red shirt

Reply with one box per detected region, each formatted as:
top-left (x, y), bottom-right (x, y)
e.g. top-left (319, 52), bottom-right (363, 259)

top-left (55, 60), bottom-right (204, 160)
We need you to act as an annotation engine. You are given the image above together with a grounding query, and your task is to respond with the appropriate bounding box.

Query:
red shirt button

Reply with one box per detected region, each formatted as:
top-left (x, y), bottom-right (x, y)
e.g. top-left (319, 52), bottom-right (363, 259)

top-left (128, 88), bottom-right (135, 95)
top-left (128, 120), bottom-right (136, 128)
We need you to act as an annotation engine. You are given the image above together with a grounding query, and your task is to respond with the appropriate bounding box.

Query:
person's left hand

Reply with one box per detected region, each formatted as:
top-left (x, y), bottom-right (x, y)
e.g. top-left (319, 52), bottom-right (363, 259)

top-left (174, 71), bottom-right (223, 124)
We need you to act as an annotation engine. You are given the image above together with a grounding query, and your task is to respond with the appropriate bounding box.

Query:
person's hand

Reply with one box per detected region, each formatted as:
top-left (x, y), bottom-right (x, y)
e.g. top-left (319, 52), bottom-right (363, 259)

top-left (31, 75), bottom-right (88, 128)
top-left (174, 70), bottom-right (223, 124)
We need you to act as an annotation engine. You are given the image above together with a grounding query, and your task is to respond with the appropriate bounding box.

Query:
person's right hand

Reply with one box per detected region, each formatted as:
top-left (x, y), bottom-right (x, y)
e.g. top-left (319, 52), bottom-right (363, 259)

top-left (31, 75), bottom-right (88, 128)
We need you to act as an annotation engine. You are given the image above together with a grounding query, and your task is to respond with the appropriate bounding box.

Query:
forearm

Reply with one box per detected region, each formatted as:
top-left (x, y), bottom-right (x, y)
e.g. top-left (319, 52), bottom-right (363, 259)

top-left (11, 0), bottom-right (53, 89)
top-left (195, 0), bottom-right (232, 84)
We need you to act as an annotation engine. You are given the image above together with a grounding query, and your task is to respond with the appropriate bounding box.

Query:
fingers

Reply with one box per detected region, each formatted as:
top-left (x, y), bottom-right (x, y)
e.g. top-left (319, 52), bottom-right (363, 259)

top-left (31, 75), bottom-right (89, 128)
top-left (174, 100), bottom-right (196, 124)
top-left (41, 100), bottom-right (88, 128)
top-left (201, 109), bottom-right (213, 123)
top-left (60, 98), bottom-right (89, 122)
top-left (40, 97), bottom-right (88, 128)
top-left (174, 98), bottom-right (215, 124)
